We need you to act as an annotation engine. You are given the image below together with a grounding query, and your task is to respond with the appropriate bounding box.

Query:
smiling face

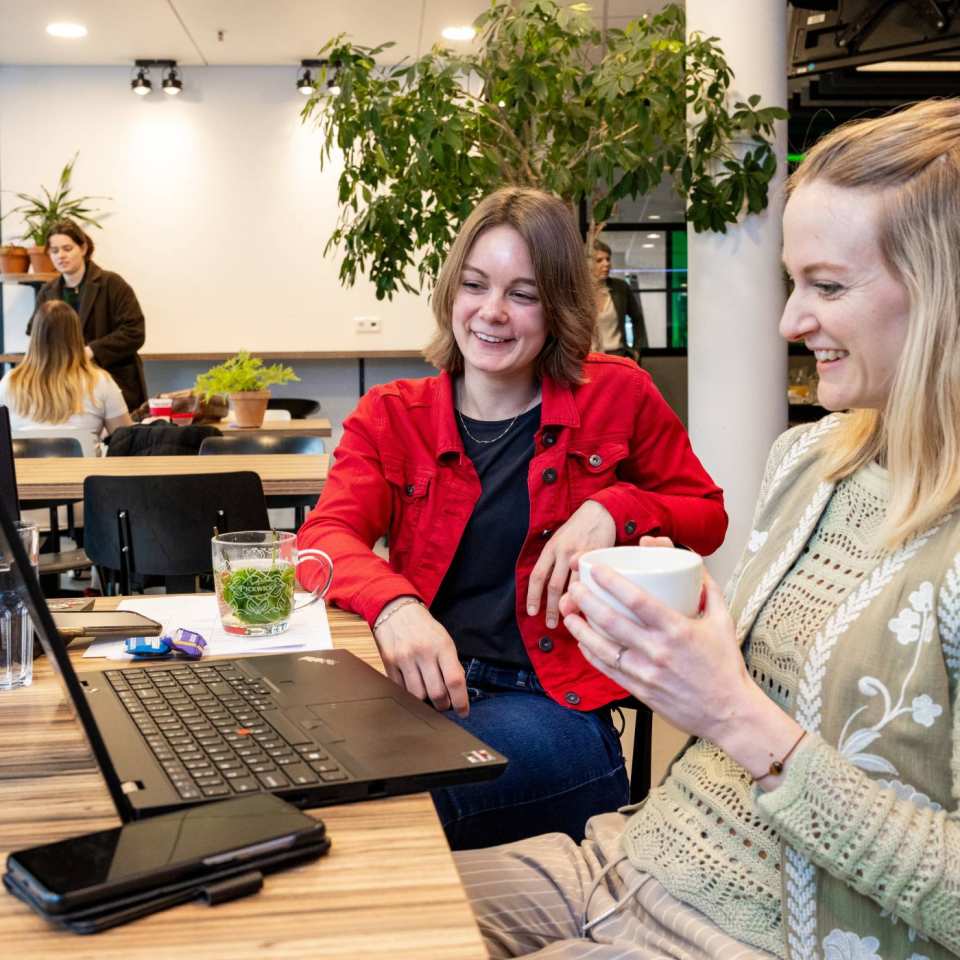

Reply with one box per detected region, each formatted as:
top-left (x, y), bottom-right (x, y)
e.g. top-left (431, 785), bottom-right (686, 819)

top-left (47, 233), bottom-right (87, 280)
top-left (451, 224), bottom-right (548, 385)
top-left (780, 181), bottom-right (911, 412)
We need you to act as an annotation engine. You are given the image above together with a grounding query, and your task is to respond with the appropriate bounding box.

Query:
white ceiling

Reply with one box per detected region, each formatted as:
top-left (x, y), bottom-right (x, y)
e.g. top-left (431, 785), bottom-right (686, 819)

top-left (0, 1), bottom-right (667, 66)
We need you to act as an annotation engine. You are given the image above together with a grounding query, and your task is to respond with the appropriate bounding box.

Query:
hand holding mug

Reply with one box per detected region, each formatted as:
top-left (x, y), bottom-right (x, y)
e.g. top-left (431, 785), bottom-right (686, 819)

top-left (561, 552), bottom-right (756, 744)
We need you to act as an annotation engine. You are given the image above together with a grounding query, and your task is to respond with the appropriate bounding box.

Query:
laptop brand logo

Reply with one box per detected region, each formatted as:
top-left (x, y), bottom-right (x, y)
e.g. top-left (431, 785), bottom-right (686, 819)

top-left (464, 749), bottom-right (497, 764)
top-left (299, 656), bottom-right (337, 665)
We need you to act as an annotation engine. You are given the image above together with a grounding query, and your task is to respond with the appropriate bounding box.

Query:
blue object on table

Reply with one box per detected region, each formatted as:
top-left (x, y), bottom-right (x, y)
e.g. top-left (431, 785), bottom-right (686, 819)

top-left (123, 636), bottom-right (173, 658)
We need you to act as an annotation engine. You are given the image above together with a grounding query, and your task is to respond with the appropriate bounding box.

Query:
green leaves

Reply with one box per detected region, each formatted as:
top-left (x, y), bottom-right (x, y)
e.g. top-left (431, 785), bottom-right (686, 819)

top-left (194, 352), bottom-right (300, 399)
top-left (301, 1), bottom-right (787, 299)
top-left (0, 153), bottom-right (109, 246)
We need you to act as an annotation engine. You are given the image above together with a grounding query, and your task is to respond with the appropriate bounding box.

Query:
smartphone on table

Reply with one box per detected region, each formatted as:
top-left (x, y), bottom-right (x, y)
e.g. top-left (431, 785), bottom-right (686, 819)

top-left (51, 610), bottom-right (163, 641)
top-left (5, 794), bottom-right (329, 917)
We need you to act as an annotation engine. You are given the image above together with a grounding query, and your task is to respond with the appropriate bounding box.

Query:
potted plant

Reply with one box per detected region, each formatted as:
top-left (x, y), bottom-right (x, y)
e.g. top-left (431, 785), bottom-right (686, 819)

top-left (0, 153), bottom-right (108, 273)
top-left (302, 1), bottom-right (786, 300)
top-left (195, 351), bottom-right (300, 428)
top-left (0, 238), bottom-right (30, 274)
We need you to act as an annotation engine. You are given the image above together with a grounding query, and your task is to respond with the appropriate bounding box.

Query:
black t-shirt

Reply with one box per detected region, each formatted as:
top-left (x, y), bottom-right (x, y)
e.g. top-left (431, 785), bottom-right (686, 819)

top-left (61, 283), bottom-right (82, 312)
top-left (430, 404), bottom-right (541, 667)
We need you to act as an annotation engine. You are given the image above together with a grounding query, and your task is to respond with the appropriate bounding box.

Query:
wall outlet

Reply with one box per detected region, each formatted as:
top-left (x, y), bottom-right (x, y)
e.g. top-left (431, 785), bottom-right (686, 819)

top-left (354, 316), bottom-right (381, 333)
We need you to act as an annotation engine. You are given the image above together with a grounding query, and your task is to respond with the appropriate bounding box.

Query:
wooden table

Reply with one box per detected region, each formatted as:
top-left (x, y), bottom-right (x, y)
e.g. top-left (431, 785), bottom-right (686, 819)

top-left (0, 604), bottom-right (486, 959)
top-left (213, 418), bottom-right (332, 438)
top-left (15, 454), bottom-right (329, 501)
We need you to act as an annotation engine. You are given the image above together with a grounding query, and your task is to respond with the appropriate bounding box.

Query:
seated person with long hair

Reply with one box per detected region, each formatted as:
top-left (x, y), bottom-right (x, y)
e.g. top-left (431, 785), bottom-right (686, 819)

top-left (0, 300), bottom-right (132, 454)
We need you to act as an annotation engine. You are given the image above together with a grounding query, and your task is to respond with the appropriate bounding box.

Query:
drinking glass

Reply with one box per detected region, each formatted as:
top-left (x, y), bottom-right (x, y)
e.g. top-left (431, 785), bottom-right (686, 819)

top-left (1, 520), bottom-right (39, 691)
top-left (212, 531), bottom-right (333, 636)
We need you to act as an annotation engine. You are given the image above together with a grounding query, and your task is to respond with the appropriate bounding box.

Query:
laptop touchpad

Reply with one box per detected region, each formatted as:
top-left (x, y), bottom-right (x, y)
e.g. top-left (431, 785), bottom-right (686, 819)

top-left (307, 699), bottom-right (435, 768)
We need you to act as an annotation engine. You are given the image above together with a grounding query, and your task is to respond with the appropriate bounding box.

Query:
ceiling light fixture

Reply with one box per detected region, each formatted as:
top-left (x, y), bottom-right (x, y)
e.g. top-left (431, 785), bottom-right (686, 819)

top-left (646, 233), bottom-right (661, 239)
top-left (47, 22), bottom-right (87, 39)
top-left (299, 59), bottom-right (340, 97)
top-left (297, 67), bottom-right (315, 96)
top-left (162, 66), bottom-right (182, 96)
top-left (648, 214), bottom-right (661, 220)
top-left (441, 26), bottom-right (476, 42)
top-left (131, 59), bottom-right (181, 97)
top-left (131, 68), bottom-right (152, 96)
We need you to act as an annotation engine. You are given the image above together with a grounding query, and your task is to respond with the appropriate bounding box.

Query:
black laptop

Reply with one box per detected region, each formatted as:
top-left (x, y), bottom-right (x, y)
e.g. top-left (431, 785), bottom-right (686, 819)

top-left (0, 496), bottom-right (506, 821)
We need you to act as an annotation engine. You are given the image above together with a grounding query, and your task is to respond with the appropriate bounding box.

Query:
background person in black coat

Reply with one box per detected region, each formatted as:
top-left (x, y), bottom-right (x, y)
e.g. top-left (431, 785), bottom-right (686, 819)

top-left (591, 240), bottom-right (648, 360)
top-left (30, 219), bottom-right (147, 411)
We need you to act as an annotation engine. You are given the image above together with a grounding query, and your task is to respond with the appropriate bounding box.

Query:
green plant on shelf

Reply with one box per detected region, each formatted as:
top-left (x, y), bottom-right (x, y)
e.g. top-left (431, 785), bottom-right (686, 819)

top-left (219, 564), bottom-right (296, 625)
top-left (1, 153), bottom-right (108, 247)
top-left (195, 351), bottom-right (299, 400)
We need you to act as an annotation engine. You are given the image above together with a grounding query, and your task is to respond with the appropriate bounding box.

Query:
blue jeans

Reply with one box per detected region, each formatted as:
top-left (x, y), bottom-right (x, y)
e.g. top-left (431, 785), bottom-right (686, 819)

top-left (432, 658), bottom-right (629, 851)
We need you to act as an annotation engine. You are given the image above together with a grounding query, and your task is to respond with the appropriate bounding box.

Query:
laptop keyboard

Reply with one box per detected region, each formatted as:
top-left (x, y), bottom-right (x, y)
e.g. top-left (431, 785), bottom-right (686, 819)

top-left (104, 662), bottom-right (351, 801)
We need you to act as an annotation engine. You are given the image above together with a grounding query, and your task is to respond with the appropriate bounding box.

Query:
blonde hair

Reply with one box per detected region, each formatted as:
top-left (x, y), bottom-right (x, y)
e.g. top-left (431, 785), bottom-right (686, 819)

top-left (425, 187), bottom-right (595, 385)
top-left (10, 301), bottom-right (100, 423)
top-left (789, 99), bottom-right (960, 546)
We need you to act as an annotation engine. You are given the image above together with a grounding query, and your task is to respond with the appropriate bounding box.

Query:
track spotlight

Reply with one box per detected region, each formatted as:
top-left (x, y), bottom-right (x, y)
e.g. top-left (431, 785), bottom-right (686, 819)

top-left (131, 59), bottom-right (181, 97)
top-left (131, 67), bottom-right (152, 96)
top-left (162, 66), bottom-right (182, 96)
top-left (299, 59), bottom-right (340, 97)
top-left (297, 67), bottom-right (314, 96)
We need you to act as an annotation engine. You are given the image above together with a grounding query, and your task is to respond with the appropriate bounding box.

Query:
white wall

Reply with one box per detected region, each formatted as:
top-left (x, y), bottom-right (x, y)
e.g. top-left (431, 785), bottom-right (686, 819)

top-left (0, 66), bottom-right (436, 354)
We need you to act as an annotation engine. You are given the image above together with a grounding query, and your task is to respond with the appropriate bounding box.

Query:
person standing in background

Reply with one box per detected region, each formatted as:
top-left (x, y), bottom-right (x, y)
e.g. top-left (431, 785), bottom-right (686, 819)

top-left (591, 240), bottom-right (648, 360)
top-left (30, 219), bottom-right (147, 411)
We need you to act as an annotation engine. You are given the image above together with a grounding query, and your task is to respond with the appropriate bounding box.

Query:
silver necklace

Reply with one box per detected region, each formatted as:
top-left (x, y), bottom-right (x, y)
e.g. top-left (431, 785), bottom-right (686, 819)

top-left (457, 408), bottom-right (522, 445)
top-left (456, 388), bottom-right (541, 445)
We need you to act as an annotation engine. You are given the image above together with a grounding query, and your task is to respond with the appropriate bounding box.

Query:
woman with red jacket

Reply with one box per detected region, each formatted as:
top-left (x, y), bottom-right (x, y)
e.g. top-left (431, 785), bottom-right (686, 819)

top-left (298, 187), bottom-right (726, 849)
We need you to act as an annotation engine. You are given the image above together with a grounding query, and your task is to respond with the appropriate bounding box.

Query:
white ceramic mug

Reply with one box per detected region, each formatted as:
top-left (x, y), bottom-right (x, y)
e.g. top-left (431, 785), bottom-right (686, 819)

top-left (577, 546), bottom-right (704, 624)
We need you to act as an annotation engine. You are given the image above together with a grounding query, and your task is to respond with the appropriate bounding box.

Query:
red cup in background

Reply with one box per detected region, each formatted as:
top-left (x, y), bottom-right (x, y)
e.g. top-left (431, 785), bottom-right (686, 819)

top-left (148, 397), bottom-right (173, 420)
top-left (171, 412), bottom-right (193, 427)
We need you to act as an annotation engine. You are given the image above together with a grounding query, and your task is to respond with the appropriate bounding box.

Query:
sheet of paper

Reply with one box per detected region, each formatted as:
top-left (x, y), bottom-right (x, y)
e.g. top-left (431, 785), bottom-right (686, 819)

top-left (82, 594), bottom-right (333, 661)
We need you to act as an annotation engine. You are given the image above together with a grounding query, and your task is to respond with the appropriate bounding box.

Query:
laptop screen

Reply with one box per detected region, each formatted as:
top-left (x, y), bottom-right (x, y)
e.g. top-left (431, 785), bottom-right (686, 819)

top-left (0, 406), bottom-right (20, 523)
top-left (0, 495), bottom-right (128, 820)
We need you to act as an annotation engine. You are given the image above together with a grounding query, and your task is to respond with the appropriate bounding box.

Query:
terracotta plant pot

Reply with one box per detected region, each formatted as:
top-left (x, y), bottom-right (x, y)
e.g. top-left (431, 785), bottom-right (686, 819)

top-left (27, 246), bottom-right (55, 274)
top-left (229, 391), bottom-right (270, 428)
top-left (0, 245), bottom-right (30, 274)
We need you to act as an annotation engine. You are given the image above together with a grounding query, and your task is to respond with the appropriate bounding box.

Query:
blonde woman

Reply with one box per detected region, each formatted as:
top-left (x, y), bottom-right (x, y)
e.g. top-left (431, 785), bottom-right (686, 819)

top-left (0, 300), bottom-right (132, 454)
top-left (456, 99), bottom-right (960, 958)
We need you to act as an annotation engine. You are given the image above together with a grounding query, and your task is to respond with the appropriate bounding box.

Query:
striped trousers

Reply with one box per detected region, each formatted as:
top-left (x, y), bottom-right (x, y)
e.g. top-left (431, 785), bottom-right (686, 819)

top-left (455, 813), bottom-right (779, 960)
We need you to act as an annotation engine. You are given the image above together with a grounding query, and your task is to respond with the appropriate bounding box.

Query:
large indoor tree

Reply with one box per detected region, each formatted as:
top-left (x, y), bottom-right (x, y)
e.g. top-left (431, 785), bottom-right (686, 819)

top-left (302, 1), bottom-right (786, 300)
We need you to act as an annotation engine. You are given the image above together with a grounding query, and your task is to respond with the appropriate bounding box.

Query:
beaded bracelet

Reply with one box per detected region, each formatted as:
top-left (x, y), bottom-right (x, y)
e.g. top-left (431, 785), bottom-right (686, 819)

top-left (750, 731), bottom-right (807, 783)
top-left (373, 596), bottom-right (423, 632)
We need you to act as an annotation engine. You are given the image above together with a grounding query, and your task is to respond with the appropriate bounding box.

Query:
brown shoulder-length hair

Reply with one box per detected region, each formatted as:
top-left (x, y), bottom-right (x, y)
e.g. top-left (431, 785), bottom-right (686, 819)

top-left (9, 300), bottom-right (100, 423)
top-left (425, 187), bottom-right (595, 385)
top-left (47, 219), bottom-right (95, 260)
top-left (788, 98), bottom-right (960, 546)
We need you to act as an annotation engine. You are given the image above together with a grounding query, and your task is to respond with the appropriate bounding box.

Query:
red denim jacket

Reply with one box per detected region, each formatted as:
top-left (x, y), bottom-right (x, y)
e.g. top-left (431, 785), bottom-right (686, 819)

top-left (298, 354), bottom-right (726, 710)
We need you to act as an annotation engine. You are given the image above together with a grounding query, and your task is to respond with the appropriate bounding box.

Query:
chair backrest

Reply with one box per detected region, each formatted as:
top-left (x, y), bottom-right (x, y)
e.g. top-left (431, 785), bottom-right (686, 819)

top-left (12, 436), bottom-right (84, 458)
top-left (199, 434), bottom-right (326, 456)
top-left (83, 471), bottom-right (270, 593)
top-left (266, 398), bottom-right (320, 420)
top-left (12, 426), bottom-right (99, 457)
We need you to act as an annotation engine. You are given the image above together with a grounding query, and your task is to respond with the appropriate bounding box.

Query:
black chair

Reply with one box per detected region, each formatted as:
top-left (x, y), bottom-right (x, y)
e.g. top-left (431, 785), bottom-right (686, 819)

top-left (619, 698), bottom-right (654, 803)
top-left (199, 434), bottom-right (325, 529)
top-left (83, 471), bottom-right (270, 595)
top-left (267, 398), bottom-right (321, 420)
top-left (12, 436), bottom-right (85, 553)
